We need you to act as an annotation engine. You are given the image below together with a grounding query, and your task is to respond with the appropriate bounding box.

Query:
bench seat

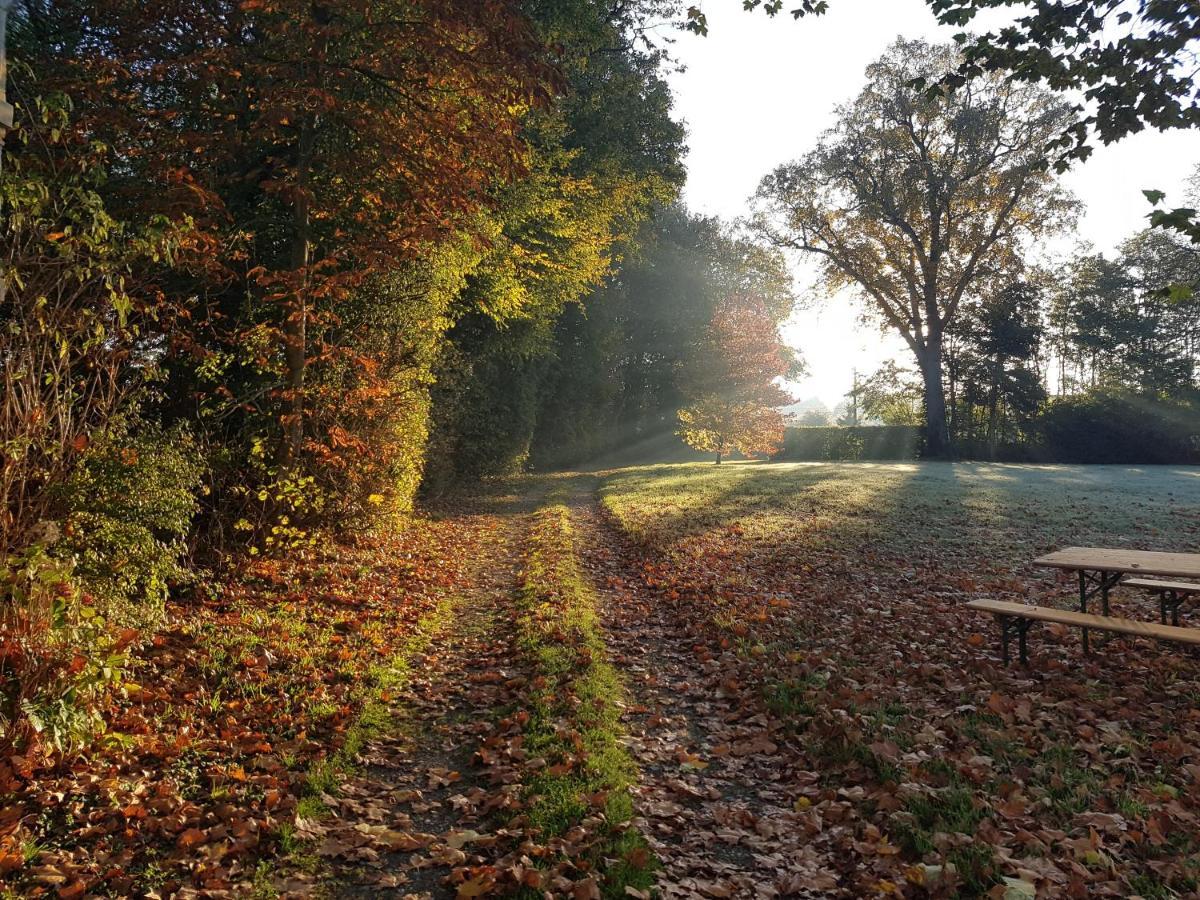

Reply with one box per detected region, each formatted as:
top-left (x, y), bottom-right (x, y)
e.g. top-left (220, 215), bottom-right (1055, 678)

top-left (1121, 578), bottom-right (1200, 625)
top-left (966, 598), bottom-right (1200, 664)
top-left (1122, 577), bottom-right (1200, 594)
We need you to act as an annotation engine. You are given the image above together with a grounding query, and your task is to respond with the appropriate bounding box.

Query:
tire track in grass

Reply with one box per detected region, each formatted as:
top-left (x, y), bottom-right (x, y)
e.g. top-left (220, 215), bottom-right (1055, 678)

top-left (271, 495), bottom-right (534, 898)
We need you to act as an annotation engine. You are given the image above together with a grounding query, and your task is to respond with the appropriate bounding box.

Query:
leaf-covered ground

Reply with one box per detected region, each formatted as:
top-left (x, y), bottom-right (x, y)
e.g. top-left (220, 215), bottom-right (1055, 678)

top-left (8, 461), bottom-right (1200, 898)
top-left (0, 499), bottom-right (502, 898)
top-left (600, 461), bottom-right (1200, 898)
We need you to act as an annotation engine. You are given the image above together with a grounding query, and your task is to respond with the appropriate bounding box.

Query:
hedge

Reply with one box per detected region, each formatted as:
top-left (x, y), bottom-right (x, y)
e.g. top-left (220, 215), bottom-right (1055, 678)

top-left (773, 426), bottom-right (923, 461)
top-left (1033, 391), bottom-right (1200, 464)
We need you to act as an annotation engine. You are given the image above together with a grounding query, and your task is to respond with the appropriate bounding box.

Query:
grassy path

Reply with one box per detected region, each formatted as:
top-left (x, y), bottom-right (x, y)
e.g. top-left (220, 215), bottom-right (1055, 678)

top-left (272, 481), bottom-right (659, 898)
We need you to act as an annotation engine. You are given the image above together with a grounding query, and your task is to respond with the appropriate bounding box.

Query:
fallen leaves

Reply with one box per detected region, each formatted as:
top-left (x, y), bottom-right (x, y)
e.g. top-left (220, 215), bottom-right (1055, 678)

top-left (0, 509), bottom-right (495, 896)
top-left (598, 462), bottom-right (1200, 896)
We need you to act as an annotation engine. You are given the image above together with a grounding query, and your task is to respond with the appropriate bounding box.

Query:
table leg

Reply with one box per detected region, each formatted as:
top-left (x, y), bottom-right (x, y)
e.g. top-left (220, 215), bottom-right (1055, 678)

top-left (1101, 570), bottom-right (1111, 616)
top-left (1078, 570), bottom-right (1089, 654)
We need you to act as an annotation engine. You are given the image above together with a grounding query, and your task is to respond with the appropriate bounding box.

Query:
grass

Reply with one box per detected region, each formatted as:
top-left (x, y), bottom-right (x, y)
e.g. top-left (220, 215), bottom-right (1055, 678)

top-left (601, 460), bottom-right (1200, 559)
top-left (297, 595), bottom-right (458, 808)
top-left (255, 591), bottom-right (459, 890)
top-left (514, 500), bottom-right (657, 897)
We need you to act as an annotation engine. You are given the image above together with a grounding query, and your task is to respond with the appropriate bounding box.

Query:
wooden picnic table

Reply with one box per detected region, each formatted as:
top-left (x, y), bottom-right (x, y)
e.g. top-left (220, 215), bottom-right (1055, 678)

top-left (1033, 547), bottom-right (1200, 651)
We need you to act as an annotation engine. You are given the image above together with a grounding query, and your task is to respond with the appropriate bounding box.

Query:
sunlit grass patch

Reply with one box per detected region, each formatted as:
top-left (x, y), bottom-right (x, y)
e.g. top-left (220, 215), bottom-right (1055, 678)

top-left (598, 460), bottom-right (1200, 895)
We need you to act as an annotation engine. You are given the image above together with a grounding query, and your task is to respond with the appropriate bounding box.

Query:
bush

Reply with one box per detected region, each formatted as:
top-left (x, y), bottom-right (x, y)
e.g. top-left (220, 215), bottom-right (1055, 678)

top-left (1035, 390), bottom-right (1200, 464)
top-left (774, 426), bottom-right (923, 461)
top-left (0, 543), bottom-right (132, 758)
top-left (52, 422), bottom-right (205, 630)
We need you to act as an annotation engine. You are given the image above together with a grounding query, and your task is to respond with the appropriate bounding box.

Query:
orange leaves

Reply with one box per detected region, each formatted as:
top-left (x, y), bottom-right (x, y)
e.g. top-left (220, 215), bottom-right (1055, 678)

top-left (176, 827), bottom-right (207, 849)
top-left (1, 510), bottom-right (488, 895)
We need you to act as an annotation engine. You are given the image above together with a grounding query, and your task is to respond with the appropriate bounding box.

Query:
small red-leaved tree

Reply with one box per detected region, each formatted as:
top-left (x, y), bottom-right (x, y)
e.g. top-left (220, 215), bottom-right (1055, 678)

top-left (677, 294), bottom-right (796, 463)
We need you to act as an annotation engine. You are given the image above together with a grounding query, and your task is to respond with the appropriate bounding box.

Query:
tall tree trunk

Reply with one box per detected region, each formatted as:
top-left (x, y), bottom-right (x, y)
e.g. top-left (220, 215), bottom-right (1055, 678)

top-left (278, 115), bottom-right (316, 471)
top-left (918, 337), bottom-right (950, 458)
top-left (986, 359), bottom-right (1000, 459)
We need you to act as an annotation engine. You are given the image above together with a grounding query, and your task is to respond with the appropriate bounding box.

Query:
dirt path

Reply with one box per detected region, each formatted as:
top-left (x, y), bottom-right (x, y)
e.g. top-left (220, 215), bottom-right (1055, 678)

top-left (276, 477), bottom-right (846, 898)
top-left (569, 487), bottom-right (844, 899)
top-left (277, 490), bottom-right (539, 898)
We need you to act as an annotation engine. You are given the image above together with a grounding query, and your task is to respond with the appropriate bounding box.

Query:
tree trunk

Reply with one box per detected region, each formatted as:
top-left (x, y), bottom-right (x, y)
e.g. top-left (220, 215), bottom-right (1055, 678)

top-left (986, 359), bottom-right (1000, 459)
top-left (918, 338), bottom-right (951, 458)
top-left (277, 114), bottom-right (317, 471)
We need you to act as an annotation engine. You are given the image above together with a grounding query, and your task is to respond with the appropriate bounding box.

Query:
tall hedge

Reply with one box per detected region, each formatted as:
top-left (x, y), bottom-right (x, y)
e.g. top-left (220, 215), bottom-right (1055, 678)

top-left (1034, 391), bottom-right (1200, 464)
top-left (773, 426), bottom-right (923, 461)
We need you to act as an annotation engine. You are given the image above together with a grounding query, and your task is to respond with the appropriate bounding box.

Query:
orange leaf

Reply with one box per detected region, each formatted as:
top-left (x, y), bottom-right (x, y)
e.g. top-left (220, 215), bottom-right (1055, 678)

top-left (177, 827), bottom-right (207, 849)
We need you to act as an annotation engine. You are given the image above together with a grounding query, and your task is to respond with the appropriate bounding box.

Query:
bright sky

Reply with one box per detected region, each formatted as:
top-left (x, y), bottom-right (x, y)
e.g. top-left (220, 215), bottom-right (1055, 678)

top-left (667, 0), bottom-right (1200, 408)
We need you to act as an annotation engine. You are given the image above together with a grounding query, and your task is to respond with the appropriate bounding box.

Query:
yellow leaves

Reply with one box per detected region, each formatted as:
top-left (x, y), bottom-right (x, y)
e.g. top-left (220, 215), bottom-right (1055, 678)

top-left (444, 829), bottom-right (488, 850)
top-left (676, 749), bottom-right (709, 770)
top-left (456, 876), bottom-right (492, 898)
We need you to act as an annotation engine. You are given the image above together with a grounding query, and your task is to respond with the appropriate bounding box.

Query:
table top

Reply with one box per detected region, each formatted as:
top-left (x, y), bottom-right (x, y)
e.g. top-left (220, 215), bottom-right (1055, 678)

top-left (1034, 547), bottom-right (1200, 579)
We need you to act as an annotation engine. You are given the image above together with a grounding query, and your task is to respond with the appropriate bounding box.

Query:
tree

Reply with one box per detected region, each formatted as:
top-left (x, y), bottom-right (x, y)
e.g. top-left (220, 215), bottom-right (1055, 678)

top-left (0, 95), bottom-right (191, 556)
top-left (857, 362), bottom-right (923, 426)
top-left (948, 281), bottom-right (1046, 453)
top-left (677, 293), bottom-right (796, 463)
top-left (528, 206), bottom-right (795, 469)
top-left (1049, 231), bottom-right (1200, 395)
top-left (753, 39), bottom-right (1075, 457)
top-left (15, 0), bottom-right (556, 479)
top-left (424, 0), bottom-right (688, 487)
top-left (796, 406), bottom-right (835, 426)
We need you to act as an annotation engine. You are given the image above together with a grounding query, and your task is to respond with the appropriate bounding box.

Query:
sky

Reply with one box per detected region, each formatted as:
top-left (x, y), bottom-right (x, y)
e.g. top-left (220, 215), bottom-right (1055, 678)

top-left (666, 0), bottom-right (1200, 409)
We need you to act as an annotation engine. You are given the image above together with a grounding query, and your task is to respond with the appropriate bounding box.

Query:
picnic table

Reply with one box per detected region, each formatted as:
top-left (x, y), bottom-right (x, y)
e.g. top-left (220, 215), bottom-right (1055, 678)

top-left (970, 547), bottom-right (1200, 664)
top-left (1034, 547), bottom-right (1200, 653)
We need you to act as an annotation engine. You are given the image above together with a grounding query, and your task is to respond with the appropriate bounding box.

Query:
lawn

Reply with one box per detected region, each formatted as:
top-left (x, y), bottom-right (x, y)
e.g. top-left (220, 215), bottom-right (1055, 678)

top-left (599, 460), bottom-right (1200, 897)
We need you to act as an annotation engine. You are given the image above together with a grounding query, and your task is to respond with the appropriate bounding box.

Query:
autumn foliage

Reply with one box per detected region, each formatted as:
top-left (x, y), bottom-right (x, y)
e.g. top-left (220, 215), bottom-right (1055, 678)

top-left (677, 293), bottom-right (795, 462)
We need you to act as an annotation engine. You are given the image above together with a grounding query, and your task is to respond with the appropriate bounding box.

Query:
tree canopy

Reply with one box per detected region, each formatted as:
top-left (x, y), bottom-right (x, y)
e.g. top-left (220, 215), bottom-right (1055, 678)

top-left (753, 38), bottom-right (1076, 455)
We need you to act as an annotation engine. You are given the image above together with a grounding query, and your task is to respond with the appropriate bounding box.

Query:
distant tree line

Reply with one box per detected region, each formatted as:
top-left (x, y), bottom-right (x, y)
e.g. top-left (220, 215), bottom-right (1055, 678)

top-left (838, 218), bottom-right (1200, 462)
top-left (753, 36), bottom-right (1200, 464)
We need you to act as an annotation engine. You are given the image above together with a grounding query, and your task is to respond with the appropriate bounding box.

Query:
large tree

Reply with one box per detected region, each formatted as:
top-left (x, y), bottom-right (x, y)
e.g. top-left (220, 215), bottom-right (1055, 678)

top-left (14, 0), bottom-right (555, 473)
top-left (752, 39), bottom-right (1075, 456)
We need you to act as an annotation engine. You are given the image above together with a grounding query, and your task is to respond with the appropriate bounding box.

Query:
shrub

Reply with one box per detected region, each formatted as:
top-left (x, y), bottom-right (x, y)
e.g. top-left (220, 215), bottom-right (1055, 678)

top-left (0, 543), bottom-right (132, 758)
top-left (52, 422), bottom-right (205, 630)
top-left (774, 426), bottom-right (922, 461)
top-left (1035, 390), bottom-right (1200, 464)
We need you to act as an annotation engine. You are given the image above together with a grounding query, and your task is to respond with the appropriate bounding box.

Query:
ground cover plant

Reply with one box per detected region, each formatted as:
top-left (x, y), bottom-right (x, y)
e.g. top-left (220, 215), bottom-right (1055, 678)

top-left (601, 461), bottom-right (1200, 896)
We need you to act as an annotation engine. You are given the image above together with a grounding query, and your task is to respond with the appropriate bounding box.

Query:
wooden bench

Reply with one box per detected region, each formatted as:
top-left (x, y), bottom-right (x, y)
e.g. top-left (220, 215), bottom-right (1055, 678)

top-left (967, 599), bottom-right (1200, 665)
top-left (1122, 577), bottom-right (1200, 626)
